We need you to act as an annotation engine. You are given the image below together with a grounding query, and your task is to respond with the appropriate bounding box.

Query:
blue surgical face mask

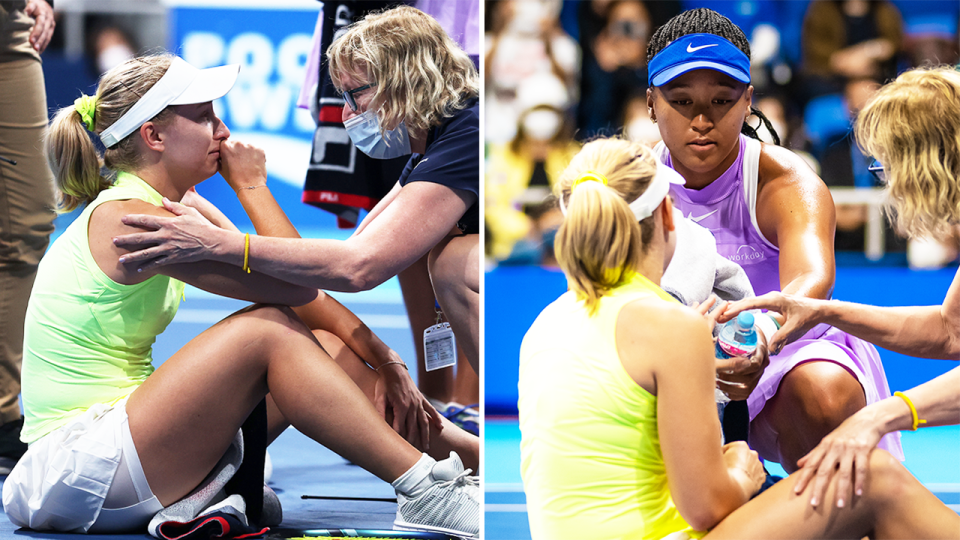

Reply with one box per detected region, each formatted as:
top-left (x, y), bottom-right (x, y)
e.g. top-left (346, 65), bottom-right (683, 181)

top-left (343, 109), bottom-right (412, 160)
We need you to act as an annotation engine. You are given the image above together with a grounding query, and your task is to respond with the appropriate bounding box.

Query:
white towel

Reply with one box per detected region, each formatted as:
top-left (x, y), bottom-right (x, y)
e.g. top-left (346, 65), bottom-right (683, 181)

top-left (661, 210), bottom-right (755, 306)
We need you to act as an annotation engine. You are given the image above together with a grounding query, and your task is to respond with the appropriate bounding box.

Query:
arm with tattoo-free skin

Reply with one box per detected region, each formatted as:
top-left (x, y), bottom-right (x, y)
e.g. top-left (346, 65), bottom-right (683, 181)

top-left (755, 144), bottom-right (837, 303)
top-left (619, 298), bottom-right (766, 530)
top-left (793, 367), bottom-right (960, 509)
top-left (216, 140), bottom-right (443, 448)
top-left (93, 198), bottom-right (317, 306)
top-left (353, 181), bottom-right (402, 237)
top-left (115, 179), bottom-right (474, 293)
top-left (723, 268), bottom-right (960, 359)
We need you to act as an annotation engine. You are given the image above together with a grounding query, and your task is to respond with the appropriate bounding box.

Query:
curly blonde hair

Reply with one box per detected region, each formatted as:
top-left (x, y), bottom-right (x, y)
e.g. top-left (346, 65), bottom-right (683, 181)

top-left (327, 5), bottom-right (478, 136)
top-left (554, 138), bottom-right (659, 314)
top-left (855, 66), bottom-right (960, 240)
top-left (46, 54), bottom-right (176, 212)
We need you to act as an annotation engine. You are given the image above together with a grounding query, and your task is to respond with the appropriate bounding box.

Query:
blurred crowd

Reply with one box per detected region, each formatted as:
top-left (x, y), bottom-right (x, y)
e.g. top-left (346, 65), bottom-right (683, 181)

top-left (484, 0), bottom-right (960, 269)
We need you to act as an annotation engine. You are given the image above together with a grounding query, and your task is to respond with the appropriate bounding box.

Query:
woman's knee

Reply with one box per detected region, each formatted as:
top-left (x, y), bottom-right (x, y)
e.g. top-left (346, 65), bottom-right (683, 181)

top-left (428, 235), bottom-right (479, 295)
top-left (780, 361), bottom-right (866, 428)
top-left (222, 304), bottom-right (314, 347)
top-left (864, 449), bottom-right (910, 506)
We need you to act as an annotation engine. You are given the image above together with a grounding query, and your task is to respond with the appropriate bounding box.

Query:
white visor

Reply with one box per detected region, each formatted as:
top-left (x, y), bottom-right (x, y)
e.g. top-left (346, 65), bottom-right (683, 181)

top-left (627, 163), bottom-right (686, 220)
top-left (99, 57), bottom-right (240, 148)
top-left (558, 163), bottom-right (686, 219)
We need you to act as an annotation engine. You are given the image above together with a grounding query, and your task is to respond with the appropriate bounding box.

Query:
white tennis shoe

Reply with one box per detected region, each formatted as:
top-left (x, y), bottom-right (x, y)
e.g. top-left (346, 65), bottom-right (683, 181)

top-left (393, 452), bottom-right (479, 540)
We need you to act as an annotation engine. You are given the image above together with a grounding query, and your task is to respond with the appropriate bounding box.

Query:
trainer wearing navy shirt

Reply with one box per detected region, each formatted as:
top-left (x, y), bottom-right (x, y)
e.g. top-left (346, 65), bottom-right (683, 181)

top-left (399, 98), bottom-right (479, 235)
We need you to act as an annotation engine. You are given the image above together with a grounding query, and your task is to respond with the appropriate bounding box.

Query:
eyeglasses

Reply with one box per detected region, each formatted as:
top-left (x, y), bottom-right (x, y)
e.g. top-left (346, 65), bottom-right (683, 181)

top-left (868, 159), bottom-right (886, 184)
top-left (342, 83), bottom-right (376, 112)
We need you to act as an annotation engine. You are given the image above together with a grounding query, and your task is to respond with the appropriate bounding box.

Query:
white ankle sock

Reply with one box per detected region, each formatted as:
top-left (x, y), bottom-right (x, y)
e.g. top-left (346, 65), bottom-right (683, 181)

top-left (391, 453), bottom-right (437, 497)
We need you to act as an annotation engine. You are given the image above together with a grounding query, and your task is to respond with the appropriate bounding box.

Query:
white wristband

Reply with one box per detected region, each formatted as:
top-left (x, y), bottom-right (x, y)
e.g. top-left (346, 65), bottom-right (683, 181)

top-left (752, 311), bottom-right (780, 349)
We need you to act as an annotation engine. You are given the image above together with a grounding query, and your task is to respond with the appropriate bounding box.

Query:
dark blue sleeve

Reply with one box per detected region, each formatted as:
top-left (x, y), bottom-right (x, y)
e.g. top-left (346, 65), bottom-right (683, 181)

top-left (400, 105), bottom-right (479, 199)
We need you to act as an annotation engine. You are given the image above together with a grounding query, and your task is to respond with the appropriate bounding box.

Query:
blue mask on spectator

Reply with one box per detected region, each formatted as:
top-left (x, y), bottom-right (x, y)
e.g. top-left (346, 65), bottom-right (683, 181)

top-left (344, 109), bottom-right (412, 159)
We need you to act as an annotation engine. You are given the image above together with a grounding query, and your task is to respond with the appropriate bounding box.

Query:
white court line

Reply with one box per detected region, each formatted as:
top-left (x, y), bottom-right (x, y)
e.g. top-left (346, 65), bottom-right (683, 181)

top-left (173, 309), bottom-right (410, 329)
top-left (486, 504), bottom-right (528, 512)
top-left (486, 483), bottom-right (525, 493)
top-left (927, 483), bottom-right (960, 492)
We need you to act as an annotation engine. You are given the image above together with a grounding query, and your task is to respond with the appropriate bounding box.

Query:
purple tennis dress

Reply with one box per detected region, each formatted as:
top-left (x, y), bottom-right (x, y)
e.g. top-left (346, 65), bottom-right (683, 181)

top-left (656, 134), bottom-right (903, 461)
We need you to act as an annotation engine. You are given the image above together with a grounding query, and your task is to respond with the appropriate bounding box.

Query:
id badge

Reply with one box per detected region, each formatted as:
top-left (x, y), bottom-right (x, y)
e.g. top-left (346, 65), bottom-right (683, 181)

top-left (424, 322), bottom-right (456, 371)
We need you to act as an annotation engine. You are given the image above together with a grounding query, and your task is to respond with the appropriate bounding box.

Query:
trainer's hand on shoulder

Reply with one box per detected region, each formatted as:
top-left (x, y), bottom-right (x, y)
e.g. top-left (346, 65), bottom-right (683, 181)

top-left (114, 198), bottom-right (225, 271)
top-left (219, 140), bottom-right (267, 192)
top-left (25, 0), bottom-right (54, 54)
top-left (722, 441), bottom-right (765, 500)
top-left (375, 355), bottom-right (444, 451)
top-left (793, 408), bottom-right (884, 509)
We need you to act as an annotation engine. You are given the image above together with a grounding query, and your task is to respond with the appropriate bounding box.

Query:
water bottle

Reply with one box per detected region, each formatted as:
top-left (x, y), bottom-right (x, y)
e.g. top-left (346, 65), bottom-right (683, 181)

top-left (716, 312), bottom-right (759, 359)
top-left (714, 312), bottom-right (759, 407)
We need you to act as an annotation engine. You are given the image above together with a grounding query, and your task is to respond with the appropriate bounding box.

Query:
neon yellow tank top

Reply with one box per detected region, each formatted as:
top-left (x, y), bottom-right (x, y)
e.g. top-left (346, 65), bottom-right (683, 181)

top-left (21, 172), bottom-right (185, 443)
top-left (519, 273), bottom-right (705, 540)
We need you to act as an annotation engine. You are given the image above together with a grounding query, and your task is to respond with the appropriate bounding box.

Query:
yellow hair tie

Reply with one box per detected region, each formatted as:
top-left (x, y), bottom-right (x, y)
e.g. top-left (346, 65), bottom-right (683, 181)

top-left (74, 94), bottom-right (98, 132)
top-left (571, 170), bottom-right (608, 191)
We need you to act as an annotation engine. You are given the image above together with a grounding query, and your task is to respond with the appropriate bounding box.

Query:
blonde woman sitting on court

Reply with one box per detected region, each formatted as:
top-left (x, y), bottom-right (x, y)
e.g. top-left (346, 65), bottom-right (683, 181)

top-left (1, 53), bottom-right (477, 539)
top-left (518, 137), bottom-right (960, 540)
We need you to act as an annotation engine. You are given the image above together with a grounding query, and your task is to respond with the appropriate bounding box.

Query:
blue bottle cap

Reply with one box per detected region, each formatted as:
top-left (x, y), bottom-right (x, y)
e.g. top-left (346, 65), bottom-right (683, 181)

top-left (736, 312), bottom-right (755, 329)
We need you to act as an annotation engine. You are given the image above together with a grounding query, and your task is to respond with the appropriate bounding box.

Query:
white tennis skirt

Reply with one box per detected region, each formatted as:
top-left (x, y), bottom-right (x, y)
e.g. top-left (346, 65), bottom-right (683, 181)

top-left (2, 397), bottom-right (163, 533)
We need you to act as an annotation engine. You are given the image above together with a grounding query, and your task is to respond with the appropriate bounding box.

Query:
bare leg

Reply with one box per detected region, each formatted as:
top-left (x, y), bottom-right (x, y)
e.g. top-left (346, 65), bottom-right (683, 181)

top-left (750, 361), bottom-right (866, 472)
top-left (428, 234), bottom-right (480, 373)
top-left (399, 255), bottom-right (454, 403)
top-left (706, 449), bottom-right (960, 539)
top-left (127, 304), bottom-right (423, 506)
top-left (312, 329), bottom-right (480, 472)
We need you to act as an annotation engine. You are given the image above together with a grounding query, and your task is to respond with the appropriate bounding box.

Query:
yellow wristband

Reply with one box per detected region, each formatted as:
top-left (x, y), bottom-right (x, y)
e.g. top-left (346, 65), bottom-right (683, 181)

top-left (242, 233), bottom-right (251, 274)
top-left (894, 391), bottom-right (926, 431)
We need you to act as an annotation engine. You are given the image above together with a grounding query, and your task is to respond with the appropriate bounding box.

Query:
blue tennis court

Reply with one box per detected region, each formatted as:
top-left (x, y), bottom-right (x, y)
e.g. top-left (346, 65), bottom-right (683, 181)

top-left (484, 263), bottom-right (960, 539)
top-left (0, 208), bottom-right (431, 539)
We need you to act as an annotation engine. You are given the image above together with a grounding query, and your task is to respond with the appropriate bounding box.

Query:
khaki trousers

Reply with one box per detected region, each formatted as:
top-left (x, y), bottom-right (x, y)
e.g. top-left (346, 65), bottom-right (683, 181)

top-left (0, 1), bottom-right (56, 424)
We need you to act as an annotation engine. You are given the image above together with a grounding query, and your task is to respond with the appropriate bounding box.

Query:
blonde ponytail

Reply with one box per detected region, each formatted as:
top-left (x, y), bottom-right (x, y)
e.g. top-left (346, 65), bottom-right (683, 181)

top-left (45, 104), bottom-right (110, 213)
top-left (554, 138), bottom-right (659, 314)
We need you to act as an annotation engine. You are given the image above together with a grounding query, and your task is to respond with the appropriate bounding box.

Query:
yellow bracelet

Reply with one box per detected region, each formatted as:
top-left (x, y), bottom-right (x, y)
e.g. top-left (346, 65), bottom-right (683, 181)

top-left (894, 391), bottom-right (927, 431)
top-left (242, 233), bottom-right (251, 274)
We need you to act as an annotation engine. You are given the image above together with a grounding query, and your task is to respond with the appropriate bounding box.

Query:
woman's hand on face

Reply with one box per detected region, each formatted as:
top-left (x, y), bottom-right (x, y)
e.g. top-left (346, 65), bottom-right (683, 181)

top-left (374, 357), bottom-right (444, 451)
top-left (114, 198), bottom-right (225, 271)
top-left (723, 292), bottom-right (821, 355)
top-left (722, 441), bottom-right (765, 500)
top-left (219, 140), bottom-right (267, 191)
top-left (793, 408), bottom-right (883, 509)
top-left (715, 329), bottom-right (769, 402)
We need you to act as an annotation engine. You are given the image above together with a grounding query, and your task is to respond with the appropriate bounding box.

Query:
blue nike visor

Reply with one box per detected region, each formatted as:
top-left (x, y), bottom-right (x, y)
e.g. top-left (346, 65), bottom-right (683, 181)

top-left (648, 33), bottom-right (750, 87)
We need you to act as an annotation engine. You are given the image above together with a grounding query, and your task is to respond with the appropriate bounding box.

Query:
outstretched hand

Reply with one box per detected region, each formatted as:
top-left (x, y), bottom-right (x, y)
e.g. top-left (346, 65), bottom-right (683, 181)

top-left (114, 197), bottom-right (225, 271)
top-left (722, 292), bottom-right (821, 355)
top-left (690, 296), bottom-right (770, 401)
top-left (792, 408), bottom-right (884, 508)
top-left (374, 359), bottom-right (444, 451)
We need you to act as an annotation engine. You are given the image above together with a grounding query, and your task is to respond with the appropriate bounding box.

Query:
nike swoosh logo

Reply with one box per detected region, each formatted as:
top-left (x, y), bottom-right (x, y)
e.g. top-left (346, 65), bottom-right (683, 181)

top-left (687, 43), bottom-right (719, 53)
top-left (688, 209), bottom-right (718, 223)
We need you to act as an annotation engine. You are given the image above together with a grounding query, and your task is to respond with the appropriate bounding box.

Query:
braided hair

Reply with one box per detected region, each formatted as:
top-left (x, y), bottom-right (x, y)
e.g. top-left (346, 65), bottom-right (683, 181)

top-left (646, 8), bottom-right (781, 146)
